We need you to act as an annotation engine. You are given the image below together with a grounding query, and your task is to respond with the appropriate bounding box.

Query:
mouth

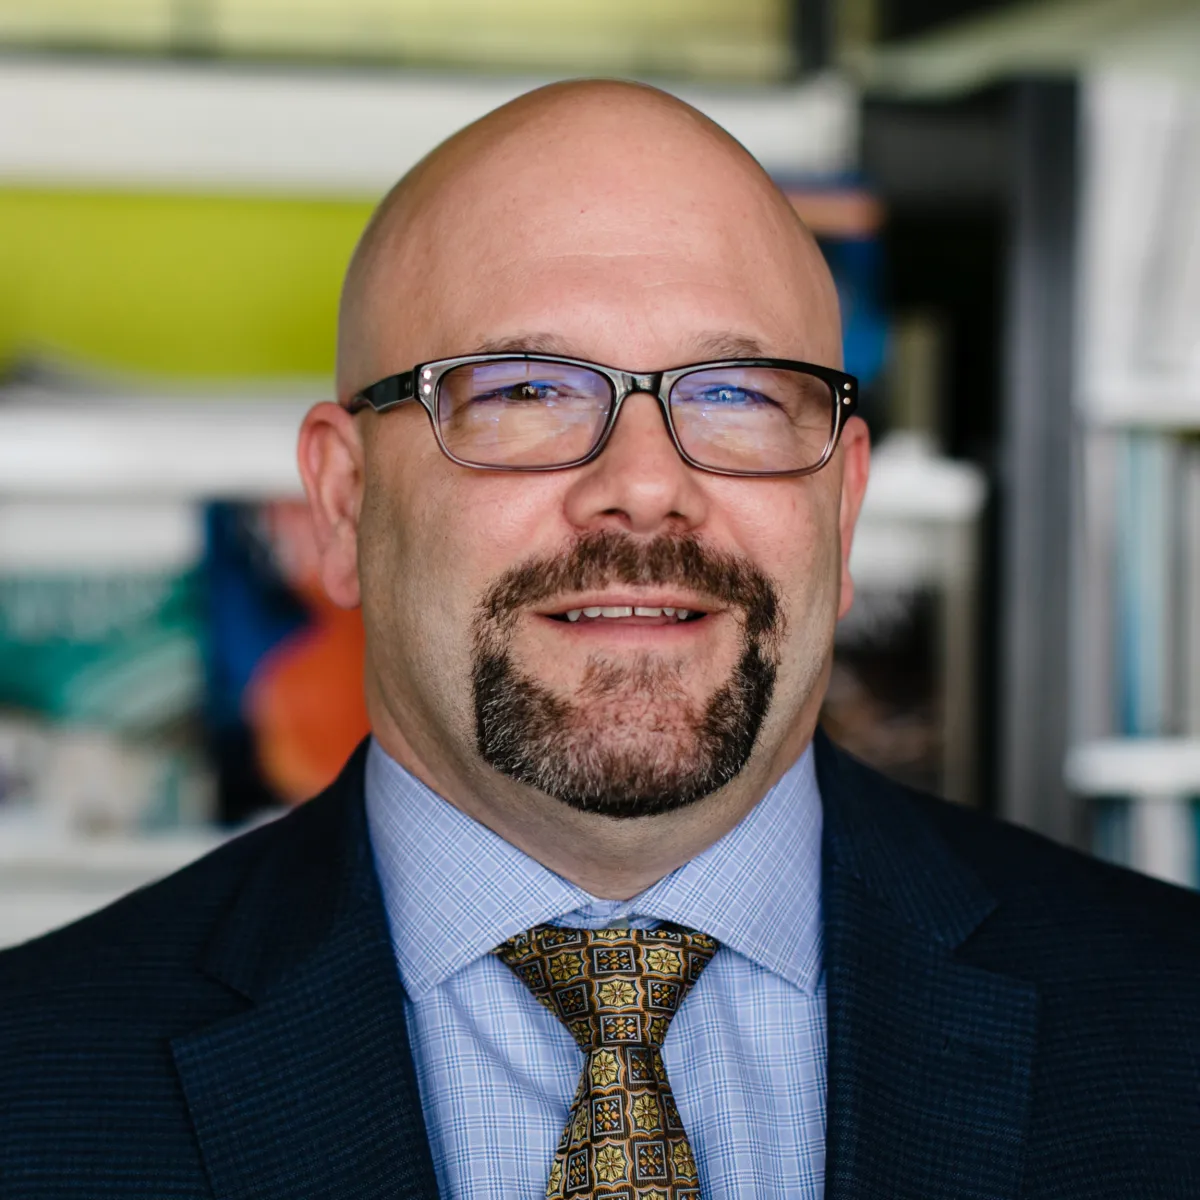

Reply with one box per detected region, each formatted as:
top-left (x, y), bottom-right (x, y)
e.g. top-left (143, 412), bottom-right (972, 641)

top-left (538, 596), bottom-right (714, 627)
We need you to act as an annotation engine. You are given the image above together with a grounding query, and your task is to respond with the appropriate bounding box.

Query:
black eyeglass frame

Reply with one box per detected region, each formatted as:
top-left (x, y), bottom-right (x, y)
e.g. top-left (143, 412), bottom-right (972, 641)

top-left (346, 353), bottom-right (859, 479)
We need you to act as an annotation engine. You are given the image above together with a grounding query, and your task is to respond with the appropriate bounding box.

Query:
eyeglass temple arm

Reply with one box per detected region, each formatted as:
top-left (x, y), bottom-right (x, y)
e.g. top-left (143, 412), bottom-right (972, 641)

top-left (345, 370), bottom-right (418, 414)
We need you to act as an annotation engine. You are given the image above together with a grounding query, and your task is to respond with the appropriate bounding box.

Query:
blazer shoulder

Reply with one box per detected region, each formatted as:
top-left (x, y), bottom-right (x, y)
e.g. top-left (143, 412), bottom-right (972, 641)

top-left (821, 737), bottom-right (1200, 970)
top-left (0, 812), bottom-right (281, 997)
top-left (0, 772), bottom-right (361, 1006)
top-left (0, 751), bottom-right (372, 1197)
top-left (915, 782), bottom-right (1200, 930)
top-left (901, 779), bottom-right (1200, 995)
top-left (1, 742), bottom-right (369, 1003)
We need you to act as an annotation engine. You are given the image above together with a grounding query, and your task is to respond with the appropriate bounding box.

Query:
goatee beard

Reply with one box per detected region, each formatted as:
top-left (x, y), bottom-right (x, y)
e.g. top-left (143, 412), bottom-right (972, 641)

top-left (471, 531), bottom-right (782, 818)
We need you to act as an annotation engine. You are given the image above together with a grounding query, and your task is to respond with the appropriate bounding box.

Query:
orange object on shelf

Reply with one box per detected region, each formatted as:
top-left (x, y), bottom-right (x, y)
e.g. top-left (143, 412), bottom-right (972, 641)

top-left (243, 502), bottom-right (370, 805)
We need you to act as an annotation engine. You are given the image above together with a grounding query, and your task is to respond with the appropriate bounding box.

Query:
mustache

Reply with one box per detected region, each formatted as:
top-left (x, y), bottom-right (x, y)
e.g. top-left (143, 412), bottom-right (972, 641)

top-left (477, 530), bottom-right (782, 641)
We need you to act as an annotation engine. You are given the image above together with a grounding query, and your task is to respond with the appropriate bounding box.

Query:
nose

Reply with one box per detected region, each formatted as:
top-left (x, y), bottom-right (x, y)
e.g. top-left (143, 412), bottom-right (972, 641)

top-left (560, 391), bottom-right (711, 536)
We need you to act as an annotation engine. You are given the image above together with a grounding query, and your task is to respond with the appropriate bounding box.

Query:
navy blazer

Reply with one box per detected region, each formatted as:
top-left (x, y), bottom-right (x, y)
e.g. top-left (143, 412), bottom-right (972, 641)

top-left (2, 733), bottom-right (1199, 1198)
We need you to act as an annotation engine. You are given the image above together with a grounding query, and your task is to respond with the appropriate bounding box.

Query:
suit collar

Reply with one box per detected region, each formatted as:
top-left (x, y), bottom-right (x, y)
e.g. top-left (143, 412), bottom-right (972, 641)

top-left (171, 741), bottom-right (440, 1200)
top-left (817, 728), bottom-right (997, 948)
top-left (816, 731), bottom-right (1039, 1199)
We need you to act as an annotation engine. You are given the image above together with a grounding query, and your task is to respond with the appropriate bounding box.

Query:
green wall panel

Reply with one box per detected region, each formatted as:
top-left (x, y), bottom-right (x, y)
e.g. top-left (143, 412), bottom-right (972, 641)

top-left (0, 188), bottom-right (374, 379)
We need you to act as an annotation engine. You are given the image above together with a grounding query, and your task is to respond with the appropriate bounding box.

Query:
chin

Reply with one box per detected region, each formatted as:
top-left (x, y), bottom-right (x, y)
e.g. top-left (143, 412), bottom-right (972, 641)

top-left (474, 642), bottom-right (776, 819)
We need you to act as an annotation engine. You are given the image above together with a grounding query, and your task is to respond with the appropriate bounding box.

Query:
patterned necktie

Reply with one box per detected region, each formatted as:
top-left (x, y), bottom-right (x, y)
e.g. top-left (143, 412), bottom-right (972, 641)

top-left (495, 924), bottom-right (717, 1199)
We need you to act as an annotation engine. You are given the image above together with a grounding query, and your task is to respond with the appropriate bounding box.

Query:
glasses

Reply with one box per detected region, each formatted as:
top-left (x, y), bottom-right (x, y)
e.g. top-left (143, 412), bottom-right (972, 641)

top-left (347, 353), bottom-right (858, 478)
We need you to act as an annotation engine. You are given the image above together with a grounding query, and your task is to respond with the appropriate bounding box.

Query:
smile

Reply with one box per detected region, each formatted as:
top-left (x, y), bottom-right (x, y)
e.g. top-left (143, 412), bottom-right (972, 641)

top-left (557, 605), bottom-right (701, 623)
top-left (540, 595), bottom-right (714, 627)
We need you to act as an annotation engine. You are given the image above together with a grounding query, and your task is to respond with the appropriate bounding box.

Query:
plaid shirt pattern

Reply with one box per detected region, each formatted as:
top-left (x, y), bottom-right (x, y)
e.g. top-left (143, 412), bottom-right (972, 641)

top-left (365, 740), bottom-right (826, 1200)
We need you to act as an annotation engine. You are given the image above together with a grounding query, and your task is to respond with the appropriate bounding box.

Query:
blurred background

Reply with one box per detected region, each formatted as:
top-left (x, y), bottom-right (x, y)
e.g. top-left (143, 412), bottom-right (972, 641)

top-left (1, 0), bottom-right (1197, 945)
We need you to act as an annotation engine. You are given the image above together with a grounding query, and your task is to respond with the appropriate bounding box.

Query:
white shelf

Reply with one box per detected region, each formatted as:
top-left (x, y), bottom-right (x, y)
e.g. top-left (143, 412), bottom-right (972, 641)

top-left (1066, 738), bottom-right (1200, 796)
top-left (0, 391), bottom-right (309, 499)
top-left (1066, 738), bottom-right (1200, 888)
top-left (0, 500), bottom-right (204, 570)
top-left (851, 435), bottom-right (985, 590)
top-left (0, 825), bottom-right (226, 877)
top-left (0, 59), bottom-right (856, 196)
top-left (859, 0), bottom-right (1200, 99)
top-left (1079, 381), bottom-right (1200, 430)
top-left (859, 435), bottom-right (985, 523)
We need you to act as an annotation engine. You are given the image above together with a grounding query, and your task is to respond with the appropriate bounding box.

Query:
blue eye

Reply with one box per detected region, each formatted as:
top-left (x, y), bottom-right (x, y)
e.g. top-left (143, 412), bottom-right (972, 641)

top-left (686, 385), bottom-right (775, 408)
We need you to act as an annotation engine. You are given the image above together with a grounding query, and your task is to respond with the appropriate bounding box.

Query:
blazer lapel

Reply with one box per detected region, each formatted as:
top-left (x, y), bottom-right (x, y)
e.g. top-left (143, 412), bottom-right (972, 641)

top-left (817, 734), bottom-right (1039, 1200)
top-left (171, 744), bottom-right (440, 1200)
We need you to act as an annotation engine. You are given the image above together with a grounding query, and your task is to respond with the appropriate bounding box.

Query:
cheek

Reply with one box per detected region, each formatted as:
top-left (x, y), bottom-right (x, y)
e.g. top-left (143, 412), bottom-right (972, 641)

top-left (357, 476), bottom-right (428, 656)
top-left (420, 473), bottom-right (573, 610)
top-left (726, 478), bottom-right (841, 591)
top-left (355, 438), bottom-right (458, 690)
top-left (359, 454), bottom-right (568, 653)
top-left (719, 479), bottom-right (843, 667)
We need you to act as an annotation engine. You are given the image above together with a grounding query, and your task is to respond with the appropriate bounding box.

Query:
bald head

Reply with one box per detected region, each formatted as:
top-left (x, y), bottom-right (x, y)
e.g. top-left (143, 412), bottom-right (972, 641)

top-left (336, 79), bottom-right (841, 401)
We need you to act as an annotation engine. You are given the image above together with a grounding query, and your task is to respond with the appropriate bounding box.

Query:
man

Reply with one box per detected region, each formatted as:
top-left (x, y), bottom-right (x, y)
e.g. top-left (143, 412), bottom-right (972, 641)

top-left (2, 80), bottom-right (1198, 1200)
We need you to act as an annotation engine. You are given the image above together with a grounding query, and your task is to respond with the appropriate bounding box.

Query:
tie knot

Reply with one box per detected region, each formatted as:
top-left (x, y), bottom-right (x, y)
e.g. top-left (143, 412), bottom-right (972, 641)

top-left (495, 924), bottom-right (718, 1051)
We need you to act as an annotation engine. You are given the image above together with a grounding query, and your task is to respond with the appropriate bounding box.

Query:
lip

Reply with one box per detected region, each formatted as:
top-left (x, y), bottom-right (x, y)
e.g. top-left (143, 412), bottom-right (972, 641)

top-left (533, 593), bottom-right (720, 617)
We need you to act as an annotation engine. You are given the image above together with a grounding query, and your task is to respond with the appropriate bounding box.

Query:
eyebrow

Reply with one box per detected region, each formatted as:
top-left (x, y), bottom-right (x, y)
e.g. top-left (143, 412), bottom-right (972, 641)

top-left (469, 331), bottom-right (773, 362)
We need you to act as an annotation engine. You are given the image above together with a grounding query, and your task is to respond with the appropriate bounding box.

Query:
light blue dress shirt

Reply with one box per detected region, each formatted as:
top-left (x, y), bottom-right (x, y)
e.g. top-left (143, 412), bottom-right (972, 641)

top-left (365, 739), bottom-right (827, 1200)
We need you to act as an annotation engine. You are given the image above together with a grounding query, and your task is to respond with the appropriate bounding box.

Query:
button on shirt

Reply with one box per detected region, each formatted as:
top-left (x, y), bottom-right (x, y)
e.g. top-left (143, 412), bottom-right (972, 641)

top-left (365, 740), bottom-right (827, 1200)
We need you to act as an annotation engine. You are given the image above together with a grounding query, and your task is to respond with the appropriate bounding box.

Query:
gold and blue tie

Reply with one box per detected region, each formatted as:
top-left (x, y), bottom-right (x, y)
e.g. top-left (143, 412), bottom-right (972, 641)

top-left (495, 924), bottom-right (717, 1199)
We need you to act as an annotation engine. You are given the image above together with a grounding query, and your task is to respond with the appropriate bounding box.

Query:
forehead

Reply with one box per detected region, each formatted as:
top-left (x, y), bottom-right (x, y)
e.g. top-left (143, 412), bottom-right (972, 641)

top-left (353, 113), bottom-right (841, 379)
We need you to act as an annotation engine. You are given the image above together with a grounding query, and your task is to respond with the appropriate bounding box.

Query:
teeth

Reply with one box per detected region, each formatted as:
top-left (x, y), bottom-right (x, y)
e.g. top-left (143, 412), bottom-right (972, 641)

top-left (561, 605), bottom-right (698, 621)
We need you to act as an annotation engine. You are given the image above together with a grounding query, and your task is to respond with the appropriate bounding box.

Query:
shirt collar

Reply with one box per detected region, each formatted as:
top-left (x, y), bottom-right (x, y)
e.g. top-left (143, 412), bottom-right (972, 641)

top-left (365, 738), bottom-right (822, 1000)
top-left (614, 749), bottom-right (822, 992)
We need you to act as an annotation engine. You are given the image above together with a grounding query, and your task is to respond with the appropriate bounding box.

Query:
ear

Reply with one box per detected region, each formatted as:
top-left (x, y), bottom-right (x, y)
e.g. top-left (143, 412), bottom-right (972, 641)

top-left (835, 415), bottom-right (871, 620)
top-left (297, 402), bottom-right (365, 610)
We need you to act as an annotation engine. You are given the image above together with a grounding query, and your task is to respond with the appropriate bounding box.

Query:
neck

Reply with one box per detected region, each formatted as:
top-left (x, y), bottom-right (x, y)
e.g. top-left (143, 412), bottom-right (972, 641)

top-left (367, 691), bottom-right (819, 900)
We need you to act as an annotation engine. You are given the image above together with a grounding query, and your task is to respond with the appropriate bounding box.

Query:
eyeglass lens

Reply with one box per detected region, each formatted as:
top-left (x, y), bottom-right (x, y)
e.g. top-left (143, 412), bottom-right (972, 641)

top-left (435, 358), bottom-right (837, 472)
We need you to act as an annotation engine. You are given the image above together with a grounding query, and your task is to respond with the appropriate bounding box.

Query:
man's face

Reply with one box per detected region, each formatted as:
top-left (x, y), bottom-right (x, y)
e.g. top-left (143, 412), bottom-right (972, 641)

top-left (329, 98), bottom-right (866, 818)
